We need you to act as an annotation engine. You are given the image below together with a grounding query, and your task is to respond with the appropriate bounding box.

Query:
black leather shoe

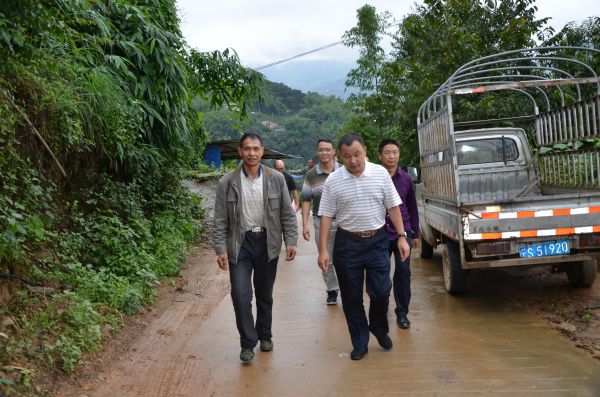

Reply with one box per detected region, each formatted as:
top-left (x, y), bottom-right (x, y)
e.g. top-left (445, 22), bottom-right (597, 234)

top-left (397, 316), bottom-right (411, 329)
top-left (350, 347), bottom-right (368, 360)
top-left (373, 333), bottom-right (393, 350)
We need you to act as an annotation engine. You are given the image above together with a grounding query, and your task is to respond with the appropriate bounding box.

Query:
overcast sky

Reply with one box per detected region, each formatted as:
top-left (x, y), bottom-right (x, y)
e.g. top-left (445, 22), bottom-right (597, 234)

top-left (177, 0), bottom-right (598, 68)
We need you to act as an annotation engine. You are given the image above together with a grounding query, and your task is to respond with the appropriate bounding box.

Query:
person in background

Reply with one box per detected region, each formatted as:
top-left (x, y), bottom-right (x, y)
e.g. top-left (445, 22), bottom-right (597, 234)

top-left (213, 133), bottom-right (298, 363)
top-left (378, 139), bottom-right (419, 329)
top-left (301, 139), bottom-right (341, 305)
top-left (317, 133), bottom-right (410, 360)
top-left (306, 158), bottom-right (315, 170)
top-left (274, 159), bottom-right (299, 212)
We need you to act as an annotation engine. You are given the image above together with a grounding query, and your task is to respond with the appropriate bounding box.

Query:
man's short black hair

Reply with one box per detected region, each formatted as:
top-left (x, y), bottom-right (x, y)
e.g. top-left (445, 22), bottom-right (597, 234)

top-left (239, 132), bottom-right (263, 147)
top-left (337, 133), bottom-right (364, 151)
top-left (316, 139), bottom-right (334, 148)
top-left (378, 138), bottom-right (400, 153)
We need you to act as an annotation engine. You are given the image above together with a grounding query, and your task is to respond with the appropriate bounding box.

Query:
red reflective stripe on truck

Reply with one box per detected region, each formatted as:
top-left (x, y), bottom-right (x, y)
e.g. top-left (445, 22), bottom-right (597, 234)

top-left (520, 230), bottom-right (538, 238)
top-left (555, 227), bottom-right (575, 235)
top-left (481, 212), bottom-right (499, 219)
top-left (474, 206), bottom-right (599, 219)
top-left (517, 211), bottom-right (535, 218)
top-left (468, 226), bottom-right (600, 240)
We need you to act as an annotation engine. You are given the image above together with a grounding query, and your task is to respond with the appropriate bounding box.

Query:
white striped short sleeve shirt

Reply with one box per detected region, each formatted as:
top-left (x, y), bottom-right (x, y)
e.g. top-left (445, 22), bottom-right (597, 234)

top-left (318, 161), bottom-right (402, 231)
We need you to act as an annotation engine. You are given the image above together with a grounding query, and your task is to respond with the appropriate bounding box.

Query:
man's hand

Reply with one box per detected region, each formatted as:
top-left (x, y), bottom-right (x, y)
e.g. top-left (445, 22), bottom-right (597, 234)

top-left (286, 245), bottom-right (297, 261)
top-left (302, 224), bottom-right (310, 241)
top-left (398, 238), bottom-right (411, 261)
top-left (301, 201), bottom-right (311, 240)
top-left (317, 216), bottom-right (332, 272)
top-left (217, 253), bottom-right (229, 270)
top-left (412, 237), bottom-right (420, 249)
top-left (318, 250), bottom-right (329, 272)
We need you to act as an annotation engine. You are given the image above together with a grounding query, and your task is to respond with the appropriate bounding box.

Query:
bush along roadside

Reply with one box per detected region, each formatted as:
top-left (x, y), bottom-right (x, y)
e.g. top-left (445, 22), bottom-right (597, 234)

top-left (0, 166), bottom-right (205, 396)
top-left (0, 0), bottom-right (261, 395)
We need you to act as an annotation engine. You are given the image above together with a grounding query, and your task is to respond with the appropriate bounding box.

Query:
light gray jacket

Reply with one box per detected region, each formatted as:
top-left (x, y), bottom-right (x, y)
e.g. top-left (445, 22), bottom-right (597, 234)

top-left (212, 165), bottom-right (298, 264)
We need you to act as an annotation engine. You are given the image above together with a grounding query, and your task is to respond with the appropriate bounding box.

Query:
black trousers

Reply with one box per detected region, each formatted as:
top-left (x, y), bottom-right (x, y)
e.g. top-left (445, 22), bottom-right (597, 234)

top-left (229, 231), bottom-right (279, 349)
top-left (389, 232), bottom-right (413, 318)
top-left (333, 229), bottom-right (392, 351)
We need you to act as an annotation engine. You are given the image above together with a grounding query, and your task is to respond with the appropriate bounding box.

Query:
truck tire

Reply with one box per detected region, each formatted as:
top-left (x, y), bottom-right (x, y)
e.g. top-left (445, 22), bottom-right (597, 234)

top-left (442, 241), bottom-right (466, 294)
top-left (420, 238), bottom-right (434, 259)
top-left (566, 260), bottom-right (597, 287)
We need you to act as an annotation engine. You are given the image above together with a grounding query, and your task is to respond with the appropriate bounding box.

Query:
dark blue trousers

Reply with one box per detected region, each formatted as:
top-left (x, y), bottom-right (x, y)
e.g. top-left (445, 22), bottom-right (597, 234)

top-left (389, 232), bottom-right (413, 318)
top-left (229, 231), bottom-right (279, 349)
top-left (333, 229), bottom-right (392, 351)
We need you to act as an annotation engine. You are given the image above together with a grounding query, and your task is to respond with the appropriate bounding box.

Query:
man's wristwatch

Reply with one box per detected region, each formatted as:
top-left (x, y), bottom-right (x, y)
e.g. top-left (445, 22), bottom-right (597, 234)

top-left (398, 232), bottom-right (408, 238)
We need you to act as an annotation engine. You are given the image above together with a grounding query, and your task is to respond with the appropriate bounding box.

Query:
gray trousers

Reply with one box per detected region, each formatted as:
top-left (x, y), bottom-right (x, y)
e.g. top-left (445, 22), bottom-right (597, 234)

top-left (313, 216), bottom-right (339, 292)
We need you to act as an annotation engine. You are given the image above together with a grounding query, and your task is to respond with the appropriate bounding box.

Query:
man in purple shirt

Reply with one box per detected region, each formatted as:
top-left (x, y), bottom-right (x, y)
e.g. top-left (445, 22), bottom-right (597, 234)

top-left (378, 139), bottom-right (420, 329)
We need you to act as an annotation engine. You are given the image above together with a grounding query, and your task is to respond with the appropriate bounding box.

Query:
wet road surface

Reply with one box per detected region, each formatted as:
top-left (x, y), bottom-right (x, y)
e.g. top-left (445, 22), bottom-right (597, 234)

top-left (86, 216), bottom-right (600, 396)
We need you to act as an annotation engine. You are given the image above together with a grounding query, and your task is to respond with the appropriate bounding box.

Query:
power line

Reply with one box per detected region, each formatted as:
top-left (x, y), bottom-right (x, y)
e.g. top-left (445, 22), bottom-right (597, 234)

top-left (254, 41), bottom-right (343, 71)
top-left (253, 21), bottom-right (402, 71)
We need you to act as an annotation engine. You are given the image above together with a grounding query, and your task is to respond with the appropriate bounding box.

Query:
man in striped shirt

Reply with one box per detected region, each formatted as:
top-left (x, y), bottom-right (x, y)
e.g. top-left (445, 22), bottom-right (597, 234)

top-left (301, 139), bottom-right (341, 305)
top-left (318, 133), bottom-right (410, 360)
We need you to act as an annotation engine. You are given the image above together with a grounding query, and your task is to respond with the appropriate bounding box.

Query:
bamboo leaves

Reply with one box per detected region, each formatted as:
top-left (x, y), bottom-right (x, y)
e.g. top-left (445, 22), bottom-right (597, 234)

top-left (187, 48), bottom-right (266, 118)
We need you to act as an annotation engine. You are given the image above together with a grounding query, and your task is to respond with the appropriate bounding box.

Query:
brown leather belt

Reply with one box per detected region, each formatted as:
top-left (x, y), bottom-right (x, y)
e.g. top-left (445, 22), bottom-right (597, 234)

top-left (338, 226), bottom-right (383, 238)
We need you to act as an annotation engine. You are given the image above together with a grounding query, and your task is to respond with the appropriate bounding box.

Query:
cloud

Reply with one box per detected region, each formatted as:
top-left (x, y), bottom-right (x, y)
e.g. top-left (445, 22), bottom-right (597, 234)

top-left (178, 0), bottom-right (598, 67)
top-left (178, 0), bottom-right (415, 66)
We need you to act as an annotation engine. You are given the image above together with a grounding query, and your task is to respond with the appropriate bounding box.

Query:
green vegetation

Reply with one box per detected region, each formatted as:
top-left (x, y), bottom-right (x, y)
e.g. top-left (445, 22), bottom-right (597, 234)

top-left (1, 0), bottom-right (598, 394)
top-left (205, 81), bottom-right (353, 169)
top-left (341, 1), bottom-right (599, 166)
top-left (0, 1), bottom-right (262, 395)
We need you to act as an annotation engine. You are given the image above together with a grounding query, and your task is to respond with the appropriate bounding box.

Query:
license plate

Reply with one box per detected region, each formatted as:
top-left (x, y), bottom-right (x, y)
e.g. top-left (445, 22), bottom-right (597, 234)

top-left (519, 240), bottom-right (570, 258)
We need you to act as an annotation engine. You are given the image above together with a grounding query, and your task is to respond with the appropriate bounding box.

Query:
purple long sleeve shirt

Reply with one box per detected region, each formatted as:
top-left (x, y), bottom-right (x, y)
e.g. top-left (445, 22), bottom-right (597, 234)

top-left (384, 167), bottom-right (419, 240)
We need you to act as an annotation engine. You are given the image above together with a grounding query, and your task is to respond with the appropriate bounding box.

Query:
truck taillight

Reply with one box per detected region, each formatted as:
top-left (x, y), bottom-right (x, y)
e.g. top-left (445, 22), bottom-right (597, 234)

top-left (476, 241), bottom-right (511, 255)
top-left (579, 235), bottom-right (600, 247)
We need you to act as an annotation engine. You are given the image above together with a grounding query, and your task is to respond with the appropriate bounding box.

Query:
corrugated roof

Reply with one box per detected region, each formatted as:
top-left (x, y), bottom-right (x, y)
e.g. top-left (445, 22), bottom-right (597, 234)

top-left (206, 139), bottom-right (300, 160)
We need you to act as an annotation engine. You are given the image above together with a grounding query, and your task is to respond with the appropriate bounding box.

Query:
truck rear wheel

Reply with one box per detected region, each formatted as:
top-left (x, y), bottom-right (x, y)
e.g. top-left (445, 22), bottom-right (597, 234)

top-left (420, 238), bottom-right (434, 259)
top-left (442, 241), bottom-right (466, 294)
top-left (566, 260), bottom-right (597, 287)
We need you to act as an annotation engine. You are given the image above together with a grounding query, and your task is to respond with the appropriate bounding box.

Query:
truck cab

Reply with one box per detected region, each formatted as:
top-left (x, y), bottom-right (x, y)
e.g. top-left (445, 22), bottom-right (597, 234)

top-left (454, 128), bottom-right (538, 203)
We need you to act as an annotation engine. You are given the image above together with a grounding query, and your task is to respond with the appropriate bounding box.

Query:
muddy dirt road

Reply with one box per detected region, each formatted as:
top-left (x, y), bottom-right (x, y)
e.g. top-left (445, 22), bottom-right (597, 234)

top-left (57, 214), bottom-right (600, 397)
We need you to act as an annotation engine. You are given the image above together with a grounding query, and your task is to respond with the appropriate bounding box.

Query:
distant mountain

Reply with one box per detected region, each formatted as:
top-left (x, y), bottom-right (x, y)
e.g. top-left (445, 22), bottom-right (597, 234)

top-left (260, 60), bottom-right (359, 99)
top-left (205, 77), bottom-right (353, 169)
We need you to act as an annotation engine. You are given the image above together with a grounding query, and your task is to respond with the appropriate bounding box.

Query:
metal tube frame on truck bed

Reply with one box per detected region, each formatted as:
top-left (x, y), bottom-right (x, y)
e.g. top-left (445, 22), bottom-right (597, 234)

top-left (416, 47), bottom-right (600, 291)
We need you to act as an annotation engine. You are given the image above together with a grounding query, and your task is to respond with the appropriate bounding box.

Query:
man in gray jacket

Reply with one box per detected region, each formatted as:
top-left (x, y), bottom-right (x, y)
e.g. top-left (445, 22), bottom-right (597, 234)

top-left (213, 132), bottom-right (298, 363)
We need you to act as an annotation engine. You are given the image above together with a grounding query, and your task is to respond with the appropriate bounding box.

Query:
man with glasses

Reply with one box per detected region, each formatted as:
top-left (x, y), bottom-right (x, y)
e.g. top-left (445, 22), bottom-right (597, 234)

top-left (301, 139), bottom-right (341, 305)
top-left (213, 132), bottom-right (298, 363)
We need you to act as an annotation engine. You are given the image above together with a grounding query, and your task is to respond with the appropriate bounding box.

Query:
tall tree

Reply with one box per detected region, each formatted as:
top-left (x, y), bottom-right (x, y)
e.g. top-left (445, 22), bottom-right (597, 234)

top-left (343, 0), bottom-right (551, 165)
